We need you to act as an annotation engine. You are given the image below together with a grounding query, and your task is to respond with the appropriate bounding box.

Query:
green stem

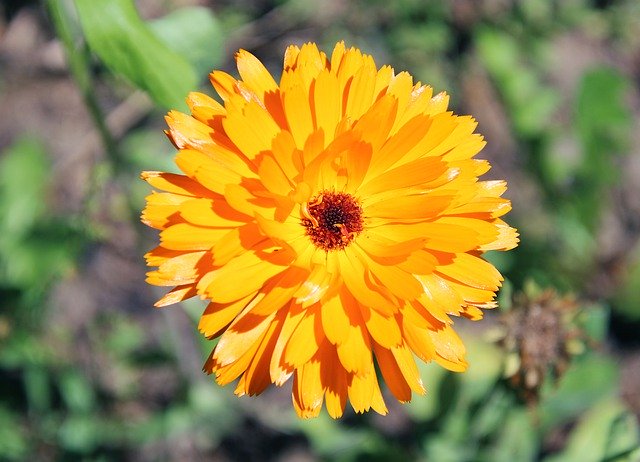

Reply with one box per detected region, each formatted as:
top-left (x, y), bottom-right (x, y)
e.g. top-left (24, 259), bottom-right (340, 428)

top-left (47, 0), bottom-right (120, 168)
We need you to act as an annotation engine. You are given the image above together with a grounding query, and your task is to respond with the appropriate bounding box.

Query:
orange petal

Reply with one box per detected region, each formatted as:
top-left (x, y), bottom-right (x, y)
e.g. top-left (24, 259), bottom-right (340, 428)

top-left (337, 249), bottom-right (398, 315)
top-left (198, 294), bottom-right (255, 338)
top-left (141, 171), bottom-right (214, 198)
top-left (359, 156), bottom-right (449, 197)
top-left (214, 310), bottom-right (277, 368)
top-left (154, 284), bottom-right (197, 307)
top-left (146, 250), bottom-right (207, 286)
top-left (250, 266), bottom-right (308, 316)
top-left (223, 100), bottom-right (281, 160)
top-left (236, 308), bottom-right (285, 396)
top-left (361, 306), bottom-right (402, 349)
top-left (236, 49), bottom-right (278, 99)
top-left (282, 73), bottom-right (314, 149)
top-left (198, 250), bottom-right (287, 304)
top-left (437, 253), bottom-right (503, 291)
top-left (323, 352), bottom-right (348, 418)
top-left (373, 343), bottom-right (412, 402)
top-left (320, 294), bottom-right (351, 345)
top-left (313, 69), bottom-right (341, 140)
top-left (141, 192), bottom-right (190, 229)
top-left (284, 305), bottom-right (324, 368)
top-left (429, 325), bottom-right (468, 372)
top-left (186, 91), bottom-right (225, 124)
top-left (179, 198), bottom-right (245, 228)
top-left (270, 303), bottom-right (304, 384)
top-left (160, 223), bottom-right (226, 251)
top-left (165, 110), bottom-right (214, 150)
top-left (365, 193), bottom-right (453, 220)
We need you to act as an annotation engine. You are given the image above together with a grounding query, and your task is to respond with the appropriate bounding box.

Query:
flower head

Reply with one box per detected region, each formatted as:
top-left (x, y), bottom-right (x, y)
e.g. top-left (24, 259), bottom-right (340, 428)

top-left (141, 42), bottom-right (518, 418)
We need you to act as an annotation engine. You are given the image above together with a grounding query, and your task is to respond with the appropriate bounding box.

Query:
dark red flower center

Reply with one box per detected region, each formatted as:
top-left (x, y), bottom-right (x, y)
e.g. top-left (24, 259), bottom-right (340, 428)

top-left (302, 191), bottom-right (363, 251)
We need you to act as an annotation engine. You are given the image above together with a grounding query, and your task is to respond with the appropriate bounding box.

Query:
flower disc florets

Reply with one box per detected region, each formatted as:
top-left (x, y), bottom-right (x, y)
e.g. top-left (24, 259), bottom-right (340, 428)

top-left (302, 191), bottom-right (363, 251)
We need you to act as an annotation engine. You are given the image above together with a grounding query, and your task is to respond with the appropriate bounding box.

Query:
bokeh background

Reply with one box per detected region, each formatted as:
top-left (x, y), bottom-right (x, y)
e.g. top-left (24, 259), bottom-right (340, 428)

top-left (1, 0), bottom-right (640, 460)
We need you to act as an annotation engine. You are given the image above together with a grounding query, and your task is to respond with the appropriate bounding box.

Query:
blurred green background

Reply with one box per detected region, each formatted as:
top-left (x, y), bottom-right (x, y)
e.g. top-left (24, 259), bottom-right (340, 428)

top-left (1, 0), bottom-right (640, 460)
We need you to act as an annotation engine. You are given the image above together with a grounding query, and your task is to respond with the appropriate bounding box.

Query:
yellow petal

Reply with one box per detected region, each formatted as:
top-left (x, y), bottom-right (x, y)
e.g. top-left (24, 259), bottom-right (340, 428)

top-left (141, 171), bottom-right (214, 197)
top-left (320, 294), bottom-right (350, 345)
top-left (313, 69), bottom-right (341, 140)
top-left (292, 366), bottom-right (322, 419)
top-left (361, 306), bottom-right (402, 349)
top-left (186, 91), bottom-right (225, 124)
top-left (257, 153), bottom-right (294, 196)
top-left (282, 73), bottom-right (314, 149)
top-left (210, 224), bottom-right (265, 266)
top-left (373, 343), bottom-right (411, 402)
top-left (236, 308), bottom-right (284, 396)
top-left (179, 198), bottom-right (245, 228)
top-left (391, 344), bottom-right (425, 395)
top-left (270, 303), bottom-right (304, 384)
top-left (165, 110), bottom-right (214, 150)
top-left (223, 100), bottom-right (281, 159)
top-left (335, 296), bottom-right (373, 376)
top-left (236, 49), bottom-right (278, 99)
top-left (358, 156), bottom-right (448, 196)
top-left (344, 56), bottom-right (377, 120)
top-left (141, 192), bottom-right (190, 229)
top-left (294, 262), bottom-right (336, 307)
top-left (402, 318), bottom-right (437, 363)
top-left (209, 70), bottom-right (238, 102)
top-left (175, 148), bottom-right (246, 195)
top-left (324, 358), bottom-right (348, 418)
top-left (480, 220), bottom-right (519, 251)
top-left (199, 250), bottom-right (287, 304)
top-left (428, 325), bottom-right (468, 372)
top-left (198, 294), bottom-right (255, 338)
top-left (364, 254), bottom-right (423, 300)
top-left (365, 193), bottom-right (453, 220)
top-left (436, 253), bottom-right (503, 291)
top-left (250, 266), bottom-right (308, 316)
top-left (353, 94), bottom-right (398, 156)
top-left (284, 305), bottom-right (324, 368)
top-left (337, 250), bottom-right (398, 315)
top-left (145, 250), bottom-right (206, 286)
top-left (214, 310), bottom-right (277, 368)
top-left (160, 223), bottom-right (226, 251)
top-left (347, 372), bottom-right (374, 413)
top-left (154, 284), bottom-right (197, 307)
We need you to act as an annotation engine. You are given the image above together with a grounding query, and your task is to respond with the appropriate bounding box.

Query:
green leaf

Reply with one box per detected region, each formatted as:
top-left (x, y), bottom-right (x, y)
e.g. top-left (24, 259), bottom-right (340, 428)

top-left (405, 361), bottom-right (448, 421)
top-left (578, 303), bottom-right (610, 343)
top-left (544, 398), bottom-right (640, 462)
top-left (484, 408), bottom-right (538, 462)
top-left (613, 244), bottom-right (640, 319)
top-left (74, 0), bottom-right (197, 109)
top-left (24, 366), bottom-right (52, 413)
top-left (458, 338), bottom-right (503, 404)
top-left (149, 7), bottom-right (224, 76)
top-left (571, 67), bottom-right (631, 230)
top-left (576, 67), bottom-right (631, 147)
top-left (0, 137), bottom-right (49, 239)
top-left (539, 353), bottom-right (618, 431)
top-left (475, 28), bottom-right (558, 136)
top-left (58, 414), bottom-right (101, 453)
top-left (0, 406), bottom-right (28, 460)
top-left (58, 370), bottom-right (96, 413)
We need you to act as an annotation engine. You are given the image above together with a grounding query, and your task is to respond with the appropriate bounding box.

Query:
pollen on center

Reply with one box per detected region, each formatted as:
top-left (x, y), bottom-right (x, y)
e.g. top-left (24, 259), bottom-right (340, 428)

top-left (301, 191), bottom-right (364, 251)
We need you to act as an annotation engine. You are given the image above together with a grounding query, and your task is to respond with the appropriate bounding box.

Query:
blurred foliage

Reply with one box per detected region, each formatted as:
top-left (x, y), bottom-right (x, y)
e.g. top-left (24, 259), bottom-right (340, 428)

top-left (1, 0), bottom-right (639, 460)
top-left (0, 137), bottom-right (85, 309)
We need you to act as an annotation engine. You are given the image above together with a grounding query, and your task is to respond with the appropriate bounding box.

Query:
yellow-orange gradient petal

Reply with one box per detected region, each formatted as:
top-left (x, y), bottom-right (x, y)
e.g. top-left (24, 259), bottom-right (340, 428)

top-left (141, 41), bottom-right (518, 419)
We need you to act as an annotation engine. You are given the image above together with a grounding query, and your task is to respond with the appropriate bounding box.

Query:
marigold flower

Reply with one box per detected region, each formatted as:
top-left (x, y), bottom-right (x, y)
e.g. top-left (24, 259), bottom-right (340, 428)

top-left (141, 42), bottom-right (518, 418)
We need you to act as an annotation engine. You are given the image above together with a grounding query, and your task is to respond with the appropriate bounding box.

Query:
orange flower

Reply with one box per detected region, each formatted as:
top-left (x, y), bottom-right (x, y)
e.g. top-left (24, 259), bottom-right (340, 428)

top-left (141, 42), bottom-right (518, 418)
